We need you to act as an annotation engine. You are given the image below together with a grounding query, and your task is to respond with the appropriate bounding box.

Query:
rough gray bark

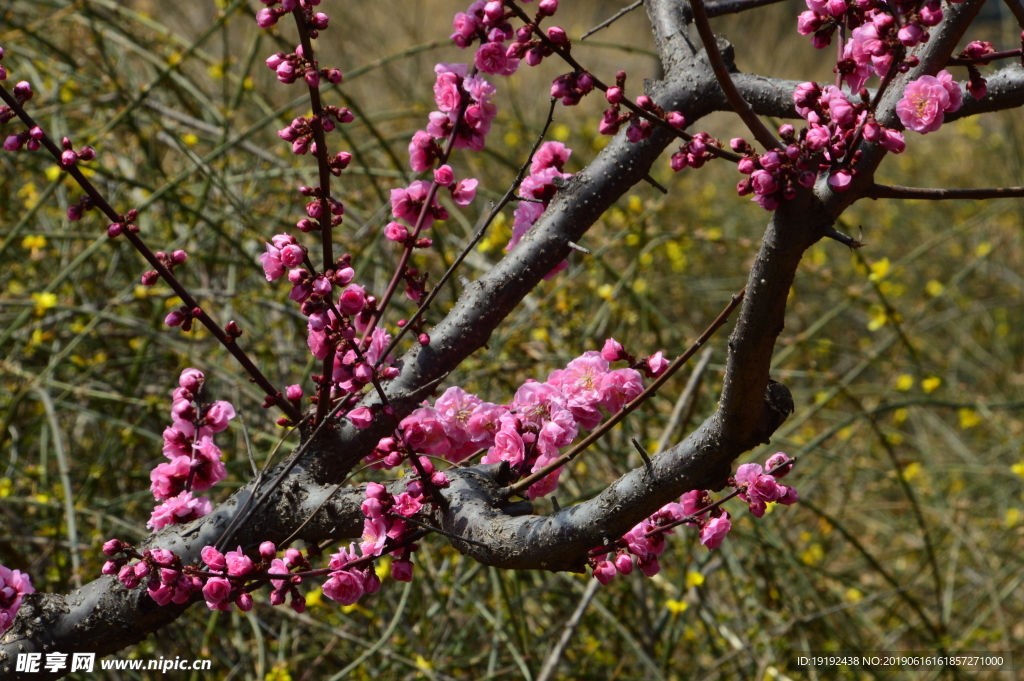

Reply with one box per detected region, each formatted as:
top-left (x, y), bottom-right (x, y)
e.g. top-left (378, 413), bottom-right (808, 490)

top-left (1, 0), bottom-right (1015, 677)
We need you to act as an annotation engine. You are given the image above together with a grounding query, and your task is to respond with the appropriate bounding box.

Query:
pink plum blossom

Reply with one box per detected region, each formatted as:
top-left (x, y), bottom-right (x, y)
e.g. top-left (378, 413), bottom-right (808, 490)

top-left (323, 570), bottom-right (365, 605)
top-left (148, 491), bottom-right (211, 530)
top-left (699, 514), bottom-right (732, 550)
top-left (592, 561), bottom-right (617, 584)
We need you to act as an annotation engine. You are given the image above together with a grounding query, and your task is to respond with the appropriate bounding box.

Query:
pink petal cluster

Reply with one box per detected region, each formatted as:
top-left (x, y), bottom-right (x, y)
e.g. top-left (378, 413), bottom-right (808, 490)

top-left (505, 142), bottom-right (574, 277)
top-left (0, 564), bottom-right (34, 633)
top-left (720, 81), bottom-right (904, 210)
top-left (734, 454), bottom-right (799, 517)
top-left (382, 340), bottom-right (654, 500)
top-left (150, 369), bottom-right (235, 530)
top-left (322, 543), bottom-right (382, 606)
top-left (896, 71), bottom-right (963, 134)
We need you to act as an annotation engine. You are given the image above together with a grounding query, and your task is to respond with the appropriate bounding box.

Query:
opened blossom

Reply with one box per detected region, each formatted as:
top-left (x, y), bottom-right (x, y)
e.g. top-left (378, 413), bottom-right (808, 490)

top-left (896, 71), bottom-right (962, 134)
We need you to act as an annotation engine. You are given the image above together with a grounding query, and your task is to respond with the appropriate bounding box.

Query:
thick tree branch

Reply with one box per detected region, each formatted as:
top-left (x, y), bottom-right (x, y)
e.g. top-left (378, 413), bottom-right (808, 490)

top-left (0, 39), bottom-right (734, 677)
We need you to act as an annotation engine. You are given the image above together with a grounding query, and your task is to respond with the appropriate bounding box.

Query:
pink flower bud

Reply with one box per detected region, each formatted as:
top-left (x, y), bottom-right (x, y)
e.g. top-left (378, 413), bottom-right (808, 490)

top-left (286, 384), bottom-right (303, 401)
top-left (259, 542), bottom-right (277, 561)
top-left (601, 337), bottom-right (626, 362)
top-left (666, 111), bottom-right (685, 128)
top-left (391, 559), bottom-right (414, 581)
top-left (164, 310), bottom-right (186, 327)
top-left (235, 592), bottom-right (253, 611)
top-left (645, 351), bottom-right (669, 377)
top-left (103, 539), bottom-right (124, 555)
top-left (605, 87), bottom-right (623, 104)
top-left (304, 70), bottom-right (321, 88)
top-left (13, 81), bottom-right (32, 101)
top-left (266, 53), bottom-right (286, 70)
top-left (434, 164), bottom-right (455, 186)
top-left (256, 8), bottom-right (278, 27)
top-left (614, 553), bottom-right (634, 574)
top-left (538, 0), bottom-right (558, 15)
top-left (547, 26), bottom-right (567, 44)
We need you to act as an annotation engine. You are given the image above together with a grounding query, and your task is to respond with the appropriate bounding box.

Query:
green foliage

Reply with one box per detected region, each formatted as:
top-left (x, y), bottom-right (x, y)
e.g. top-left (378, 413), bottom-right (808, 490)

top-left (1, 1), bottom-right (1023, 678)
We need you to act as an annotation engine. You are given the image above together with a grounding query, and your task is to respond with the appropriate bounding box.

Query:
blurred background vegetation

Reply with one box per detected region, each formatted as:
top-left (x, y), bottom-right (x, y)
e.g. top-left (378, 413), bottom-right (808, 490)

top-left (1, 0), bottom-right (1023, 679)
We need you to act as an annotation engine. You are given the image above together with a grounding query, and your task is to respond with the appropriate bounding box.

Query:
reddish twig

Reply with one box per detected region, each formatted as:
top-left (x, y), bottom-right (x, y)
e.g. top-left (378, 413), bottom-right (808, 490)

top-left (0, 83), bottom-right (301, 423)
top-left (358, 79), bottom-right (476, 346)
top-left (947, 48), bottom-right (1022, 65)
top-left (505, 0), bottom-right (743, 163)
top-left (587, 456), bottom-right (798, 559)
top-left (375, 97), bottom-right (560, 366)
top-left (292, 9), bottom-right (341, 426)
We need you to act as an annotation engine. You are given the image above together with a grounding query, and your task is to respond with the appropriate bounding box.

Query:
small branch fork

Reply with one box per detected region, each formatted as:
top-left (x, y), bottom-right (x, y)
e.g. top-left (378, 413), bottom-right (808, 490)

top-left (505, 0), bottom-right (743, 163)
top-left (688, 0), bottom-right (782, 150)
top-left (0, 84), bottom-right (301, 424)
top-left (502, 286), bottom-right (747, 498)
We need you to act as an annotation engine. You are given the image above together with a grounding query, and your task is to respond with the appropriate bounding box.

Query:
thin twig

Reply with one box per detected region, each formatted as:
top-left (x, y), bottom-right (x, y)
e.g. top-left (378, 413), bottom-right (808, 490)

top-left (947, 48), bottom-right (1022, 65)
top-left (866, 183), bottom-right (1024, 200)
top-left (0, 84), bottom-right (301, 423)
top-left (822, 224), bottom-right (864, 248)
top-left (580, 1), bottom-right (643, 41)
top-left (392, 514), bottom-right (489, 548)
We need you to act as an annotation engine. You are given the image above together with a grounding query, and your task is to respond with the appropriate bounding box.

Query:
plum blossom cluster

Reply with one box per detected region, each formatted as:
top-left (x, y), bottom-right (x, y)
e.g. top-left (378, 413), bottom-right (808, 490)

top-left (276, 107), bottom-right (352, 157)
top-left (367, 338), bottom-right (667, 500)
top-left (149, 369), bottom-right (235, 531)
top-left (588, 453), bottom-right (798, 585)
top-left (427, 63), bottom-right (498, 154)
top-left (102, 542), bottom-right (203, 607)
top-left (505, 141), bottom-right (573, 273)
top-left (101, 539), bottom-right (333, 613)
top-left (451, 0), bottom-right (560, 72)
top-left (352, 482), bottom-right (431, 580)
top-left (1, 79), bottom-right (37, 148)
top-left (0, 563), bottom-right (34, 634)
top-left (139, 249), bottom-right (188, 287)
top-left (797, 0), bottom-right (950, 88)
top-left (599, 71), bottom-right (685, 140)
top-left (259, 238), bottom-right (401, 411)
